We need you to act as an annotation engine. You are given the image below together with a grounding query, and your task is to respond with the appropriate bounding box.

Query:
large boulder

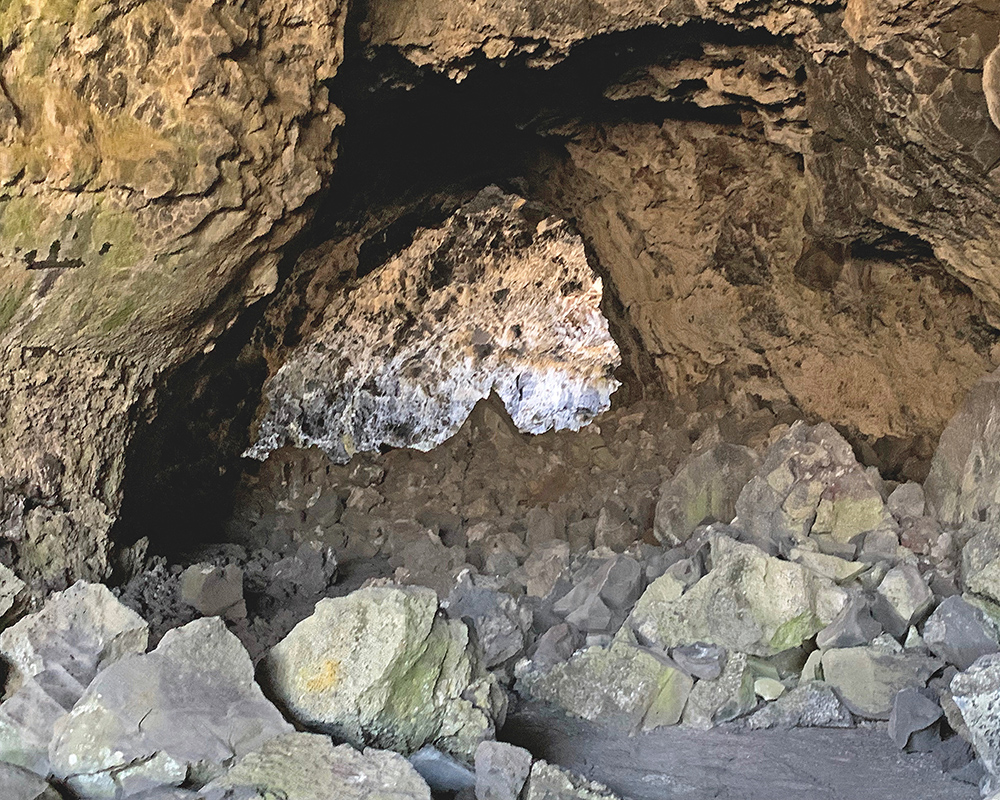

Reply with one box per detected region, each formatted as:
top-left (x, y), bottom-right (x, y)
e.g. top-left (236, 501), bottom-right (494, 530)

top-left (49, 617), bottom-right (292, 797)
top-left (653, 444), bottom-right (760, 546)
top-left (628, 533), bottom-right (847, 657)
top-left (262, 585), bottom-right (506, 763)
top-left (202, 732), bottom-right (431, 800)
top-left (951, 654), bottom-right (1000, 791)
top-left (925, 368), bottom-right (1000, 527)
top-left (821, 646), bottom-right (942, 720)
top-left (0, 581), bottom-right (148, 774)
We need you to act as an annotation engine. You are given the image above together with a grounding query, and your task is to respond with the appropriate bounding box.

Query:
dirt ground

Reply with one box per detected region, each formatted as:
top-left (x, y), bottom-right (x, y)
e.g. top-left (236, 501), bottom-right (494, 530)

top-left (504, 705), bottom-right (979, 800)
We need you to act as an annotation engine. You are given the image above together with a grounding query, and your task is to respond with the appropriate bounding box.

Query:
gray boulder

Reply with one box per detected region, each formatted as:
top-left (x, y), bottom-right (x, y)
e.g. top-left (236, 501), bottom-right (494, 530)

top-left (654, 444), bottom-right (759, 546)
top-left (887, 482), bottom-right (926, 520)
top-left (745, 682), bottom-right (852, 730)
top-left (263, 586), bottom-right (506, 763)
top-left (815, 594), bottom-right (882, 650)
top-left (475, 741), bottom-right (533, 800)
top-left (629, 533), bottom-right (847, 657)
top-left (49, 617), bottom-right (292, 798)
top-left (446, 572), bottom-right (532, 668)
top-left (873, 564), bottom-right (934, 639)
top-left (951, 654), bottom-right (1000, 789)
top-left (0, 581), bottom-right (149, 774)
top-left (523, 760), bottom-right (621, 800)
top-left (888, 688), bottom-right (942, 750)
top-left (924, 596), bottom-right (1000, 670)
top-left (0, 762), bottom-right (61, 800)
top-left (821, 646), bottom-right (942, 719)
top-left (202, 732), bottom-right (431, 800)
top-left (925, 368), bottom-right (1000, 527)
top-left (179, 563), bottom-right (246, 620)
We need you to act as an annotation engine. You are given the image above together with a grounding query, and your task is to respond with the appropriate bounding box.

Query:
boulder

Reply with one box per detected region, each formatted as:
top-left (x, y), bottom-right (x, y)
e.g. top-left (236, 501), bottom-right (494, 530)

top-left (475, 741), bottom-right (533, 800)
top-left (523, 541), bottom-right (570, 599)
top-left (179, 563), bottom-right (246, 620)
top-left (0, 581), bottom-right (149, 775)
top-left (517, 640), bottom-right (690, 730)
top-left (925, 368), bottom-right (1000, 527)
top-left (681, 650), bottom-right (756, 729)
top-left (654, 444), bottom-right (759, 546)
top-left (821, 646), bottom-right (942, 719)
top-left (888, 688), bottom-right (942, 750)
top-left (202, 732), bottom-right (431, 800)
top-left (531, 624), bottom-right (583, 669)
top-left (887, 482), bottom-right (926, 520)
top-left (0, 762), bottom-right (61, 800)
top-left (523, 760), bottom-right (621, 800)
top-left (629, 533), bottom-right (847, 657)
top-left (263, 586), bottom-right (506, 763)
top-left (0, 580), bottom-right (148, 689)
top-left (924, 596), bottom-right (1000, 670)
top-left (815, 594), bottom-right (882, 650)
top-left (873, 565), bottom-right (934, 639)
top-left (745, 682), bottom-right (852, 730)
top-left (951, 654), bottom-right (1000, 788)
top-left (446, 572), bottom-right (532, 668)
top-left (49, 617), bottom-right (292, 797)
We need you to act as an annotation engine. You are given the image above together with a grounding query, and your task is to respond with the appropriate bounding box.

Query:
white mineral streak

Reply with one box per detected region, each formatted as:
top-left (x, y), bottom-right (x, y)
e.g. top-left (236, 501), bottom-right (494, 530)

top-left (247, 187), bottom-right (620, 462)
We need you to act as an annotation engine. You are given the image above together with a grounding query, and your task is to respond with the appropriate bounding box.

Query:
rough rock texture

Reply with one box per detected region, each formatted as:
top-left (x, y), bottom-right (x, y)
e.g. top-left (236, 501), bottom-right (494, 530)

top-left (0, 0), bottom-right (348, 584)
top-left (0, 762), bottom-right (61, 800)
top-left (821, 646), bottom-right (942, 720)
top-left (951, 654), bottom-right (1000, 791)
top-left (49, 617), bottom-right (292, 797)
top-left (629, 533), bottom-right (847, 657)
top-left (263, 585), bottom-right (506, 763)
top-left (248, 187), bottom-right (620, 463)
top-left (202, 733), bottom-right (432, 800)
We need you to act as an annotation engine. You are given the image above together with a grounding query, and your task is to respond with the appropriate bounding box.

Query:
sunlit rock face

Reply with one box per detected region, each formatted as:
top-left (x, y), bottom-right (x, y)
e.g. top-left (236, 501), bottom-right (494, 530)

top-left (248, 187), bottom-right (620, 463)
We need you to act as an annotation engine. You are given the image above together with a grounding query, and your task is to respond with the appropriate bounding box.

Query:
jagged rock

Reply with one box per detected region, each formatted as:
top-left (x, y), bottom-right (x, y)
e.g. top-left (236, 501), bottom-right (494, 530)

top-left (523, 760), bottom-right (621, 800)
top-left (734, 423), bottom-right (893, 556)
top-left (745, 682), bottom-right (853, 730)
top-left (873, 564), bottom-right (934, 639)
top-left (821, 646), bottom-right (942, 720)
top-left (595, 555), bottom-right (644, 612)
top-left (49, 617), bottom-right (292, 797)
top-left (681, 650), bottom-right (756, 730)
top-left (409, 746), bottom-right (476, 794)
top-left (593, 502), bottom-right (636, 552)
top-left (446, 572), bottom-right (532, 668)
top-left (523, 541), bottom-right (570, 599)
top-left (926, 368), bottom-right (1000, 527)
top-left (202, 732), bottom-right (431, 800)
top-left (653, 444), bottom-right (760, 546)
top-left (887, 483), bottom-right (926, 520)
top-left (475, 741), bottom-right (533, 800)
top-left (789, 547), bottom-right (867, 584)
top-left (0, 581), bottom-right (150, 774)
top-left (671, 642), bottom-right (726, 681)
top-left (0, 580), bottom-right (148, 689)
top-left (518, 640), bottom-right (689, 730)
top-left (179, 563), bottom-right (246, 620)
top-left (531, 624), bottom-right (582, 669)
top-left (0, 561), bottom-right (25, 622)
top-left (0, 762), bottom-right (61, 800)
top-left (263, 586), bottom-right (505, 763)
top-left (816, 594), bottom-right (883, 650)
top-left (924, 596), bottom-right (1000, 671)
top-left (629, 533), bottom-right (847, 657)
top-left (248, 188), bottom-right (620, 463)
top-left (951, 654), bottom-right (1000, 790)
top-left (888, 688), bottom-right (942, 750)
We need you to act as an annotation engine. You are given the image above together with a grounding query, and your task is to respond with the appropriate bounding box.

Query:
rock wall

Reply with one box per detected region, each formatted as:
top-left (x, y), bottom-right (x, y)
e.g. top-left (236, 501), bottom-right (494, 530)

top-left (0, 0), bottom-right (347, 584)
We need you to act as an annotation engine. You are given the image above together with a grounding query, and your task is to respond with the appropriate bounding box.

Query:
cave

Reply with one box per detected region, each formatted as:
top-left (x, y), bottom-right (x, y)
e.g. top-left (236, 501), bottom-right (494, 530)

top-left (2, 1), bottom-right (1000, 798)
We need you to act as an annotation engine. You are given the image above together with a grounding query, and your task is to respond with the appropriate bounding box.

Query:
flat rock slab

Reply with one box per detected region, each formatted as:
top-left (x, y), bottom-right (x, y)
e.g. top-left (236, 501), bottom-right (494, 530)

top-left (504, 706), bottom-right (978, 800)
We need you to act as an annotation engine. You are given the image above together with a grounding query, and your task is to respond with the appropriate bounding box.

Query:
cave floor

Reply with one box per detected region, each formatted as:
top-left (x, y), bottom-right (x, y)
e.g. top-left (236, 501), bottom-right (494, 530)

top-left (504, 704), bottom-right (978, 800)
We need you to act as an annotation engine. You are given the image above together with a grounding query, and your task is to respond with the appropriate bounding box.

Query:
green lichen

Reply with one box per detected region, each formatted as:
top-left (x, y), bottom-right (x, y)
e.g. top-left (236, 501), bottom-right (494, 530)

top-left (0, 196), bottom-right (44, 249)
top-left (99, 296), bottom-right (137, 333)
top-left (0, 279), bottom-right (31, 331)
top-left (769, 610), bottom-right (822, 652)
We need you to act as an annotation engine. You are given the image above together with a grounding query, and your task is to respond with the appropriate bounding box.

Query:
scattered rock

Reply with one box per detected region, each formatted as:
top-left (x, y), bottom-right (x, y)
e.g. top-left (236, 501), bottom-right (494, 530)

top-left (523, 541), bottom-right (570, 599)
top-left (816, 594), bottom-right (883, 650)
top-left (887, 688), bottom-right (942, 750)
top-left (887, 482), bottom-right (926, 520)
top-left (630, 533), bottom-right (847, 657)
top-left (924, 596), bottom-right (1000, 671)
top-left (203, 732), bottom-right (431, 800)
top-left (475, 741), bottom-right (533, 800)
top-left (754, 677), bottom-right (786, 701)
top-left (682, 650), bottom-right (756, 730)
top-left (531, 623), bottom-right (583, 669)
top-left (446, 572), bottom-right (532, 668)
top-left (821, 646), bottom-right (942, 719)
top-left (50, 617), bottom-right (292, 797)
top-left (523, 760), bottom-right (621, 800)
top-left (263, 585), bottom-right (506, 763)
top-left (745, 682), bottom-right (853, 730)
top-left (179, 563), bottom-right (246, 620)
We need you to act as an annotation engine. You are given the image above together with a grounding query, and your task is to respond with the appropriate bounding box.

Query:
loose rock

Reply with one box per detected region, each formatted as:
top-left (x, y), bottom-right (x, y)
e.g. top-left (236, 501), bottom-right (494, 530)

top-left (951, 653), bottom-right (1000, 789)
top-left (179, 563), bottom-right (246, 620)
top-left (475, 741), bottom-right (533, 800)
top-left (821, 646), bottom-right (942, 719)
top-left (745, 681), bottom-right (853, 730)
top-left (887, 688), bottom-right (942, 750)
top-left (0, 762), bottom-right (61, 800)
top-left (523, 760), bottom-right (621, 800)
top-left (924, 596), bottom-right (1000, 671)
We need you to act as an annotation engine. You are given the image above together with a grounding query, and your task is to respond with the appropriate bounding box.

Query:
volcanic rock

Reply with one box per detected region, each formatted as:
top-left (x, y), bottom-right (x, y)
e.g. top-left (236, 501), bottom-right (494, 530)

top-left (924, 596), bottom-right (1000, 671)
top-left (821, 646), bottom-right (942, 720)
top-left (475, 741), bottom-right (533, 800)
